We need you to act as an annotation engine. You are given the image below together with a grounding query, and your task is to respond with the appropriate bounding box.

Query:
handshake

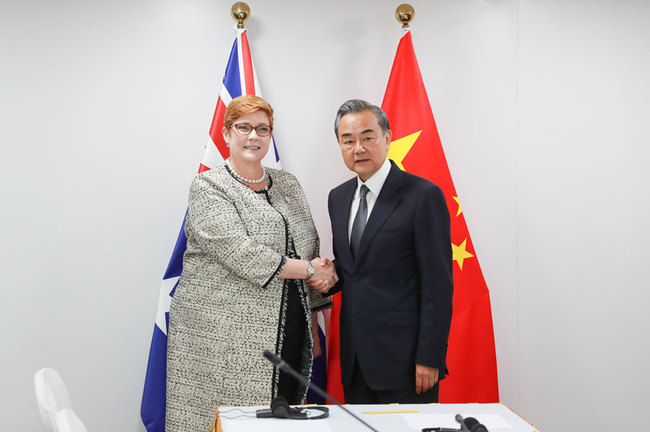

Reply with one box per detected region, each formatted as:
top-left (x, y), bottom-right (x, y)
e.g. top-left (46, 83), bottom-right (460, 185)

top-left (307, 258), bottom-right (338, 294)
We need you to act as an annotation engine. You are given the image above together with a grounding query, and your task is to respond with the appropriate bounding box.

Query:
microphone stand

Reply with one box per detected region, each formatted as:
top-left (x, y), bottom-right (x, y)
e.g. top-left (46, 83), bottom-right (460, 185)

top-left (263, 350), bottom-right (379, 432)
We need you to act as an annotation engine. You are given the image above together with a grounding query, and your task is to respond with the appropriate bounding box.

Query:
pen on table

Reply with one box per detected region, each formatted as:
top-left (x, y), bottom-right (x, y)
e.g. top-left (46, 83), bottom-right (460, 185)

top-left (362, 409), bottom-right (419, 414)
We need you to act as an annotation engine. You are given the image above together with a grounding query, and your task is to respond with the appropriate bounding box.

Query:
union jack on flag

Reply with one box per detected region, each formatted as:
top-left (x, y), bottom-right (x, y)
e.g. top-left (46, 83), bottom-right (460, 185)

top-left (140, 28), bottom-right (281, 432)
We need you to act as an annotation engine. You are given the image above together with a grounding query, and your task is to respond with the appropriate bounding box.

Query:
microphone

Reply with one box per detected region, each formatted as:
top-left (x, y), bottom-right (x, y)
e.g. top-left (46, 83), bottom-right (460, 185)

top-left (456, 414), bottom-right (489, 432)
top-left (262, 350), bottom-right (379, 431)
top-left (263, 349), bottom-right (288, 368)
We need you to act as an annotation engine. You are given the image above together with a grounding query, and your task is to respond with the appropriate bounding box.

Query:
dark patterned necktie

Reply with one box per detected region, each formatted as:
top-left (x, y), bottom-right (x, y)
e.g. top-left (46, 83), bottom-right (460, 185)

top-left (350, 185), bottom-right (369, 259)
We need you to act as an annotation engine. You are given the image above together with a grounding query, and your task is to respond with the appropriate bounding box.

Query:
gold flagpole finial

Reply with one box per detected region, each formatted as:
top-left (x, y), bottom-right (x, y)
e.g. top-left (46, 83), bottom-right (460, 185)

top-left (395, 4), bottom-right (415, 28)
top-left (231, 2), bottom-right (251, 29)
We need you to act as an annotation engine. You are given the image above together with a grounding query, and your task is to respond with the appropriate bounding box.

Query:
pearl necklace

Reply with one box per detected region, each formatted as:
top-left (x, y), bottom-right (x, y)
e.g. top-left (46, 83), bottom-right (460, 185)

top-left (226, 159), bottom-right (267, 184)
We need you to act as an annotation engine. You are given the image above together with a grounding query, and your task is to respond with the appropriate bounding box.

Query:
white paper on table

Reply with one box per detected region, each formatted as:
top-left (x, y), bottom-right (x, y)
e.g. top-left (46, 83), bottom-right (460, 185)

top-left (221, 418), bottom-right (334, 432)
top-left (403, 413), bottom-right (514, 430)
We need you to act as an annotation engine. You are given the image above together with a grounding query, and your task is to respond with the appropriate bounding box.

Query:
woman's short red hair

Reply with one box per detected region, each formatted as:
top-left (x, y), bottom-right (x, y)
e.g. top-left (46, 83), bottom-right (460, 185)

top-left (224, 95), bottom-right (274, 129)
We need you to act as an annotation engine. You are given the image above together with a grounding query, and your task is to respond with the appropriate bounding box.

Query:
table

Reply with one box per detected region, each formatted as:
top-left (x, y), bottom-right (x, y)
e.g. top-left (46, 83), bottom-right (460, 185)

top-left (213, 402), bottom-right (540, 432)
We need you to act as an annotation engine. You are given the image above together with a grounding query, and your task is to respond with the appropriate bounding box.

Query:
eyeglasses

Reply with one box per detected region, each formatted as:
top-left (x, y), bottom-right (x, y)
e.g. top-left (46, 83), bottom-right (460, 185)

top-left (231, 123), bottom-right (273, 137)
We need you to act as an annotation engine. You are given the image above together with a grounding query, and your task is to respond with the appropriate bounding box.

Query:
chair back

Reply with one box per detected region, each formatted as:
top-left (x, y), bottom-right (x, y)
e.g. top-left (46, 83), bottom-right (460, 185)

top-left (54, 409), bottom-right (88, 432)
top-left (34, 368), bottom-right (73, 432)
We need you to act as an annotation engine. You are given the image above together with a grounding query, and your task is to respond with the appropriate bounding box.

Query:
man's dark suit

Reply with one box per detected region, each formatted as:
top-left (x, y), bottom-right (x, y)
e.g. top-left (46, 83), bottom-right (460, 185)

top-left (328, 160), bottom-right (453, 393)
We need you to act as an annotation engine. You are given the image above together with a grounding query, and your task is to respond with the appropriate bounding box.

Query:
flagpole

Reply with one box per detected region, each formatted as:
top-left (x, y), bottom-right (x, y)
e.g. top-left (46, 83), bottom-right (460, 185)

top-left (231, 2), bottom-right (251, 28)
top-left (395, 3), bottom-right (415, 28)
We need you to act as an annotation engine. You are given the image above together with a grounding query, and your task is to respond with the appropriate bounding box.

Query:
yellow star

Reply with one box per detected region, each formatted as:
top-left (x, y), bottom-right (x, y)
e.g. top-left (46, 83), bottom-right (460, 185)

top-left (453, 196), bottom-right (463, 217)
top-left (388, 130), bottom-right (422, 170)
top-left (452, 239), bottom-right (474, 270)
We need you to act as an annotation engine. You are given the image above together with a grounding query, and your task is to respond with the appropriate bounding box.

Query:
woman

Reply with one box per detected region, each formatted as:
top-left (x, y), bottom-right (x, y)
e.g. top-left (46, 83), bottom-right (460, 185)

top-left (165, 95), bottom-right (335, 431)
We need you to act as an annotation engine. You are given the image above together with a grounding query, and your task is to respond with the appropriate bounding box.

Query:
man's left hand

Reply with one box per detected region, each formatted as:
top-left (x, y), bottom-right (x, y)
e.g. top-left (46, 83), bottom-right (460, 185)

top-left (415, 364), bottom-right (439, 394)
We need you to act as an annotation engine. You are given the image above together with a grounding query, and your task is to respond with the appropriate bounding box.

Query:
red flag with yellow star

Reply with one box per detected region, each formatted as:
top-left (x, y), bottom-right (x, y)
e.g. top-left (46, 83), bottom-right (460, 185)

top-left (383, 30), bottom-right (499, 402)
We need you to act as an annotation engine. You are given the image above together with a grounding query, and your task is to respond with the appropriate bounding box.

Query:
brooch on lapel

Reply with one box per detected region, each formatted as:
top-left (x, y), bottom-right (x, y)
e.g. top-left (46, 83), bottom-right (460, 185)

top-left (285, 196), bottom-right (292, 204)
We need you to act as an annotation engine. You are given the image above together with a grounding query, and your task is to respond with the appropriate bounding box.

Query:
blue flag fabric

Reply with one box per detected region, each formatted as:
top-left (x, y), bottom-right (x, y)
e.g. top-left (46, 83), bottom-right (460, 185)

top-left (140, 216), bottom-right (185, 432)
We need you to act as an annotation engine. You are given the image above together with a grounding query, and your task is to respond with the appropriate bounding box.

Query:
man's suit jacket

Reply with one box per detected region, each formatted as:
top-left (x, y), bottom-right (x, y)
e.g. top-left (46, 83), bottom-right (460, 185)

top-left (328, 160), bottom-right (453, 391)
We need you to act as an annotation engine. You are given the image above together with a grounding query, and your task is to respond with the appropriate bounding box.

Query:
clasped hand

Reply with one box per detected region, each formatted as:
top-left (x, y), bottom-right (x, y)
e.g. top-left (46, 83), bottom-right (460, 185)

top-left (308, 258), bottom-right (337, 293)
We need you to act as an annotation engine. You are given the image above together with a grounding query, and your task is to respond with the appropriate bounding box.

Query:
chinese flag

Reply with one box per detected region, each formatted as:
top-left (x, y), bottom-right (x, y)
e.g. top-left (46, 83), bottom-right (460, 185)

top-left (327, 30), bottom-right (499, 403)
top-left (383, 30), bottom-right (499, 402)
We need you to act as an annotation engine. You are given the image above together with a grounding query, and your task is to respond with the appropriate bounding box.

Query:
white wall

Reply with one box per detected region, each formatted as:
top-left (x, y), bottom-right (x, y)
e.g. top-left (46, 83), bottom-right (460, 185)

top-left (0, 1), bottom-right (647, 431)
top-left (517, 0), bottom-right (650, 429)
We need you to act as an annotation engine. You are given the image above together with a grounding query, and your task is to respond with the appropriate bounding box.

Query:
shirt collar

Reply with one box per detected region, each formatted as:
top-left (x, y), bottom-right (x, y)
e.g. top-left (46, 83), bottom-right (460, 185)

top-left (356, 158), bottom-right (391, 197)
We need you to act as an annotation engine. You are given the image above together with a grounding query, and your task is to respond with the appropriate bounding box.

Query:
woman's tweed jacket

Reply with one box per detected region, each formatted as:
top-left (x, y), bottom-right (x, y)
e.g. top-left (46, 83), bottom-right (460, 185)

top-left (166, 165), bottom-right (331, 432)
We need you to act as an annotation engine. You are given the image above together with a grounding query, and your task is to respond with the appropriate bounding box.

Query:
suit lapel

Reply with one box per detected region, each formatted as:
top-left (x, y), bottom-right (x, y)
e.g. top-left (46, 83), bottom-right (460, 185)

top-left (355, 162), bottom-right (404, 264)
top-left (332, 179), bottom-right (357, 266)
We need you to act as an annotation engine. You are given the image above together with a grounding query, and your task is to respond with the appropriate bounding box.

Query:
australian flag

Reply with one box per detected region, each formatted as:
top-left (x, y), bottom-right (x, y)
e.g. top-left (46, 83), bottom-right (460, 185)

top-left (140, 28), bottom-right (281, 432)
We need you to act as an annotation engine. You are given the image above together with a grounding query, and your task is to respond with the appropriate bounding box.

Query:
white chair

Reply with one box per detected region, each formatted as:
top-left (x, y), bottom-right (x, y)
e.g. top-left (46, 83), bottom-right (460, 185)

top-left (34, 368), bottom-right (73, 432)
top-left (53, 409), bottom-right (88, 432)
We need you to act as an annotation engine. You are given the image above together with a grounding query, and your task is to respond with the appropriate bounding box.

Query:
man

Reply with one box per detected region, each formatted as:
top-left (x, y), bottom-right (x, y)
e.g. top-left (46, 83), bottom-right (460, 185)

top-left (314, 99), bottom-right (453, 404)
